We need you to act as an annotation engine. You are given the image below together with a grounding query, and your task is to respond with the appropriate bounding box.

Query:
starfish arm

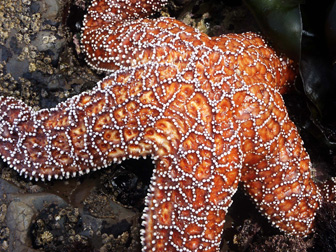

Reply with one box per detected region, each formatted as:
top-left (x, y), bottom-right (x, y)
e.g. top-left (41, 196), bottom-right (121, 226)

top-left (239, 85), bottom-right (322, 236)
top-left (142, 94), bottom-right (242, 251)
top-left (142, 136), bottom-right (241, 251)
top-left (320, 178), bottom-right (336, 203)
top-left (82, 15), bottom-right (213, 72)
top-left (82, 0), bottom-right (192, 72)
top-left (214, 33), bottom-right (297, 94)
top-left (0, 63), bottom-right (171, 180)
top-left (83, 0), bottom-right (168, 25)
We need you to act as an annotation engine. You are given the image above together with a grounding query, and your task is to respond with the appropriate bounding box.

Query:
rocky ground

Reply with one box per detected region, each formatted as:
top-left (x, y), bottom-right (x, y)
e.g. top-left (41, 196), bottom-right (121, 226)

top-left (0, 0), bottom-right (335, 251)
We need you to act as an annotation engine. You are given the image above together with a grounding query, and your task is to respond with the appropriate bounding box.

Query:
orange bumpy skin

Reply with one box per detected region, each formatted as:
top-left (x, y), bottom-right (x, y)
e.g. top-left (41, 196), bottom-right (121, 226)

top-left (0, 0), bottom-right (335, 251)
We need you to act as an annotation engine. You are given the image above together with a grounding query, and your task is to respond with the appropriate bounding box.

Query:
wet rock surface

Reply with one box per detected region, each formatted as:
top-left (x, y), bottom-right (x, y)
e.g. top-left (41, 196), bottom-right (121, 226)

top-left (0, 165), bottom-right (144, 252)
top-left (0, 0), bottom-right (99, 109)
top-left (0, 0), bottom-right (335, 251)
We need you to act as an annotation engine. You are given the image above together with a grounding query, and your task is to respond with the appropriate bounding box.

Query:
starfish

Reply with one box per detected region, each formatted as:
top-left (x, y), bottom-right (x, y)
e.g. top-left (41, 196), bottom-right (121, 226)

top-left (0, 0), bottom-right (335, 251)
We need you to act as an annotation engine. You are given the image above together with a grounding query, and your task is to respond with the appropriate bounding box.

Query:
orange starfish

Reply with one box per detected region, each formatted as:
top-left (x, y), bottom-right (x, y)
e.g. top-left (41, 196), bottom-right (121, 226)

top-left (0, 0), bottom-right (335, 251)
